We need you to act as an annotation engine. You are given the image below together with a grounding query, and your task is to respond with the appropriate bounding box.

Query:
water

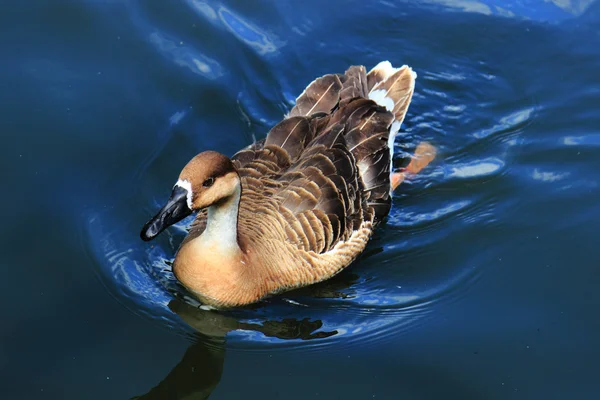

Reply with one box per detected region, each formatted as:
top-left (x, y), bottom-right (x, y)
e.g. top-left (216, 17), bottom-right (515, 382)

top-left (3, 0), bottom-right (600, 398)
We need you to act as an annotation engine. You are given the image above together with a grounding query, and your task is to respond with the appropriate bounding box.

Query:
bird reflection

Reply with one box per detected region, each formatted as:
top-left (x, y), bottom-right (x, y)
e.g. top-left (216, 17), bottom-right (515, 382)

top-left (169, 298), bottom-right (339, 340)
top-left (132, 270), bottom-right (362, 399)
top-left (130, 332), bottom-right (224, 400)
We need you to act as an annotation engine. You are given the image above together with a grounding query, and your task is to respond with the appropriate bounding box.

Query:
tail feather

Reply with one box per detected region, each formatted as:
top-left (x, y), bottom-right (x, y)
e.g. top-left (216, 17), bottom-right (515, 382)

top-left (366, 61), bottom-right (397, 92)
top-left (366, 61), bottom-right (417, 176)
top-left (268, 61), bottom-right (420, 226)
top-left (367, 61), bottom-right (416, 133)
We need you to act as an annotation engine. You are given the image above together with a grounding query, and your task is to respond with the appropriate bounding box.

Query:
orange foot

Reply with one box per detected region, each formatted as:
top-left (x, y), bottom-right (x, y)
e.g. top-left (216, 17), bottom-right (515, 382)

top-left (391, 142), bottom-right (437, 191)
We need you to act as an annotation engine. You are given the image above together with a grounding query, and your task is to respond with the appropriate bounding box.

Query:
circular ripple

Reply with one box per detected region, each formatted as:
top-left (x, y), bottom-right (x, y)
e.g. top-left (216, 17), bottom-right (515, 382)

top-left (86, 204), bottom-right (486, 353)
top-left (83, 0), bottom-right (533, 353)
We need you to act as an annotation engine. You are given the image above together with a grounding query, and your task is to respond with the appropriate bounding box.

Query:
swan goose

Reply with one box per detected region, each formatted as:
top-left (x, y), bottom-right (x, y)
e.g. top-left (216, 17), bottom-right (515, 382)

top-left (141, 61), bottom-right (435, 308)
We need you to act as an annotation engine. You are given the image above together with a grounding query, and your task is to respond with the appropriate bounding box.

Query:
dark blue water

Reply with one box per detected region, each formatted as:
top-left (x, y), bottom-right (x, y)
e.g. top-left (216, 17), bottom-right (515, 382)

top-left (3, 0), bottom-right (600, 398)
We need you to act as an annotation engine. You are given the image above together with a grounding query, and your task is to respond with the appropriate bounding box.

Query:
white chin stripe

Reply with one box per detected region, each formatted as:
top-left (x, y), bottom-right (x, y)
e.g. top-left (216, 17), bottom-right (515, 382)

top-left (175, 179), bottom-right (193, 210)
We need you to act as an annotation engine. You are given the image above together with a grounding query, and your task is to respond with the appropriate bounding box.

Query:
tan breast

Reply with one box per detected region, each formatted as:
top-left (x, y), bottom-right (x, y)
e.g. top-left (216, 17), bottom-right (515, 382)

top-left (173, 239), bottom-right (256, 307)
top-left (173, 205), bottom-right (374, 308)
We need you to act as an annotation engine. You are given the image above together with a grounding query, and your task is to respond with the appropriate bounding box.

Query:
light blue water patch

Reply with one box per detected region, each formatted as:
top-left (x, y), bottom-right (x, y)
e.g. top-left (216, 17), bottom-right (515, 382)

top-left (563, 134), bottom-right (600, 146)
top-left (218, 7), bottom-right (279, 55)
top-left (531, 168), bottom-right (570, 182)
top-left (420, 0), bottom-right (594, 20)
top-left (474, 107), bottom-right (535, 139)
top-left (149, 31), bottom-right (223, 78)
top-left (448, 158), bottom-right (505, 178)
top-left (186, 0), bottom-right (219, 21)
top-left (168, 109), bottom-right (188, 126)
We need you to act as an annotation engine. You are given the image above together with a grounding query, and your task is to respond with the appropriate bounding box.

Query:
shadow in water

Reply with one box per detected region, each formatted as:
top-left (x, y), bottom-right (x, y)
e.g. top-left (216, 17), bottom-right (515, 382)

top-left (133, 298), bottom-right (339, 399)
top-left (131, 331), bottom-right (224, 400)
top-left (132, 270), bottom-right (364, 399)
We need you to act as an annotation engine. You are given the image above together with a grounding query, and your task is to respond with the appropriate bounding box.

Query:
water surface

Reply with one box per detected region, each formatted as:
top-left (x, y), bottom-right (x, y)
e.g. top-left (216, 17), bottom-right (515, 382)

top-left (3, 0), bottom-right (600, 398)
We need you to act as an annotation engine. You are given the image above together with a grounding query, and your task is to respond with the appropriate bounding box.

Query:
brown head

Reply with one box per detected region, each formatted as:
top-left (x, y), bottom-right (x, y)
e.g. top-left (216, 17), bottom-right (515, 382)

top-left (140, 151), bottom-right (239, 241)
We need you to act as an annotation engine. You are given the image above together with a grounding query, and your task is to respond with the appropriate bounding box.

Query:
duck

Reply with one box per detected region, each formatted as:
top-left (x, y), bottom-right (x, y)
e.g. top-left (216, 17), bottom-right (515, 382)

top-left (140, 61), bottom-right (436, 308)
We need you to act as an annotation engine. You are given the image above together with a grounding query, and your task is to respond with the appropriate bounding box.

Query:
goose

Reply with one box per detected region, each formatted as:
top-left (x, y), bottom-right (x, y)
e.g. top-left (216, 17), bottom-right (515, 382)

top-left (141, 61), bottom-right (436, 308)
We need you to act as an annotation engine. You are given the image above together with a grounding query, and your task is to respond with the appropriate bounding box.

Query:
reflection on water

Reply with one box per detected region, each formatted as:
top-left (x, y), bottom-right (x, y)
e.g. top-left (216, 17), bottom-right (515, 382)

top-left (133, 335), bottom-right (224, 400)
top-left (170, 300), bottom-right (338, 341)
top-left (133, 299), bottom-right (336, 399)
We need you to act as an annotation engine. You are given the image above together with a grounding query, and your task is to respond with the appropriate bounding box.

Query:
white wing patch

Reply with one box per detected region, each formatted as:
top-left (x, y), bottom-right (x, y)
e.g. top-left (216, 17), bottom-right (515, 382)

top-left (368, 61), bottom-right (418, 176)
top-left (369, 89), bottom-right (395, 112)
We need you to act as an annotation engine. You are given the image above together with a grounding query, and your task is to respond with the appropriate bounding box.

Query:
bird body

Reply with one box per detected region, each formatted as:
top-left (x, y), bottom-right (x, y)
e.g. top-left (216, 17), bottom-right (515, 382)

top-left (141, 62), bottom-right (435, 308)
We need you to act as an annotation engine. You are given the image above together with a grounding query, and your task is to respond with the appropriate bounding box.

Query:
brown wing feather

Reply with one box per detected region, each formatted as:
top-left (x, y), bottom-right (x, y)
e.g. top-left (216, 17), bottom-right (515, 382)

top-left (340, 66), bottom-right (368, 106)
top-left (229, 67), bottom-right (397, 255)
top-left (272, 115), bottom-right (369, 253)
top-left (264, 116), bottom-right (314, 162)
top-left (188, 63), bottom-right (415, 261)
top-left (289, 74), bottom-right (343, 117)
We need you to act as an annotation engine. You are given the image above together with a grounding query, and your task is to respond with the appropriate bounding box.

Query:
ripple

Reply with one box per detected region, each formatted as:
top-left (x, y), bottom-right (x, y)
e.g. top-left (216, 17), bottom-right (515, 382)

top-left (391, 200), bottom-right (472, 227)
top-left (186, 0), bottom-right (218, 21)
top-left (532, 168), bottom-right (569, 183)
top-left (168, 109), bottom-right (188, 126)
top-left (424, 70), bottom-right (467, 82)
top-left (563, 134), bottom-right (600, 146)
top-left (549, 0), bottom-right (596, 15)
top-left (448, 158), bottom-right (505, 179)
top-left (83, 0), bottom-right (519, 353)
top-left (444, 104), bottom-right (466, 113)
top-left (218, 7), bottom-right (279, 55)
top-left (184, 1), bottom-right (281, 55)
top-left (86, 180), bottom-right (488, 352)
top-left (474, 107), bottom-right (535, 139)
top-left (422, 0), bottom-right (595, 20)
top-left (149, 31), bottom-right (223, 78)
top-left (430, 0), bottom-right (492, 15)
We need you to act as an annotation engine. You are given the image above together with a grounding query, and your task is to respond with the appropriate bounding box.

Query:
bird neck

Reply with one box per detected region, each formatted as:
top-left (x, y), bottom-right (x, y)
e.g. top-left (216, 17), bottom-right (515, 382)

top-left (201, 182), bottom-right (242, 253)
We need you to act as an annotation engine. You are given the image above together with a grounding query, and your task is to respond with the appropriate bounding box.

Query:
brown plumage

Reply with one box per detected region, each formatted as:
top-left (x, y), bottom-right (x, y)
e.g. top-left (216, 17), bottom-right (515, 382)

top-left (140, 61), bottom-right (433, 308)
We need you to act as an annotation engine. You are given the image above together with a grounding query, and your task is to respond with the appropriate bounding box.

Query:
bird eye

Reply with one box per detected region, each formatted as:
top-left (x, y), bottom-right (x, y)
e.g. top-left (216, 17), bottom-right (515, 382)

top-left (202, 177), bottom-right (214, 188)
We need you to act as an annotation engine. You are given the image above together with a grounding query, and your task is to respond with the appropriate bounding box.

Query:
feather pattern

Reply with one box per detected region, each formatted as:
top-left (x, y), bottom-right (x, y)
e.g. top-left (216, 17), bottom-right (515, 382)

top-left (173, 61), bottom-right (419, 307)
top-left (289, 74), bottom-right (343, 117)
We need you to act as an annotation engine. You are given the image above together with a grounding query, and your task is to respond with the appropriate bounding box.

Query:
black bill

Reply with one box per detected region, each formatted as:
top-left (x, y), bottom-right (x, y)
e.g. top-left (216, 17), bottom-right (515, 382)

top-left (140, 185), bottom-right (192, 241)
